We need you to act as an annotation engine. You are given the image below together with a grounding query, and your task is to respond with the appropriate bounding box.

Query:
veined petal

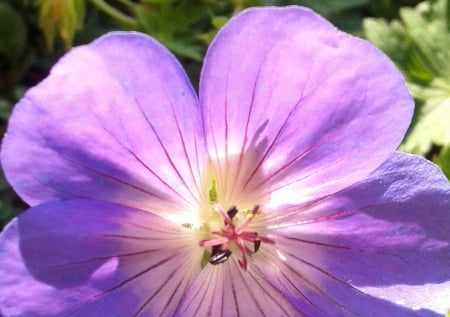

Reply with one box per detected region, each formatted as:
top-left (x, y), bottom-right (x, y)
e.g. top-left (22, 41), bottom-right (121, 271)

top-left (175, 259), bottom-right (301, 316)
top-left (200, 6), bottom-right (413, 206)
top-left (264, 152), bottom-right (450, 314)
top-left (175, 252), bottom-right (430, 317)
top-left (1, 32), bottom-right (205, 218)
top-left (0, 199), bottom-right (203, 317)
top-left (251, 247), bottom-right (439, 316)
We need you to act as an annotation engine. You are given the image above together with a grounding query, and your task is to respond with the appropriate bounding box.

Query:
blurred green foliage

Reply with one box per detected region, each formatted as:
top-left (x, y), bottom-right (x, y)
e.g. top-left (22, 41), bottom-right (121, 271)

top-left (364, 0), bottom-right (450, 156)
top-left (37, 0), bottom-right (85, 50)
top-left (0, 0), bottom-right (449, 228)
top-left (436, 145), bottom-right (450, 180)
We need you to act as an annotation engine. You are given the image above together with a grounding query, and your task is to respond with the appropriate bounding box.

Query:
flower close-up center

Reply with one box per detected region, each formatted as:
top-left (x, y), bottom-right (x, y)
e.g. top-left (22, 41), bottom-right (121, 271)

top-left (199, 204), bottom-right (274, 271)
top-left (0, 4), bottom-right (449, 317)
top-left (191, 153), bottom-right (275, 271)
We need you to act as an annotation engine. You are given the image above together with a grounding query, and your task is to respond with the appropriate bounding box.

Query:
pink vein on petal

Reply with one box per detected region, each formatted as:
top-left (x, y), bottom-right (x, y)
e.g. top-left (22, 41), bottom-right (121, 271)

top-left (220, 61), bottom-right (232, 199)
top-left (228, 60), bottom-right (265, 202)
top-left (266, 203), bottom-right (392, 229)
top-left (233, 260), bottom-right (270, 316)
top-left (85, 101), bottom-right (193, 206)
top-left (251, 90), bottom-right (371, 199)
top-left (244, 266), bottom-right (294, 316)
top-left (155, 71), bottom-right (203, 201)
top-left (262, 249), bottom-right (355, 315)
top-left (180, 266), bottom-right (216, 314)
top-left (250, 259), bottom-right (316, 316)
top-left (131, 260), bottom-right (186, 317)
top-left (67, 252), bottom-right (180, 316)
top-left (223, 265), bottom-right (239, 316)
top-left (240, 61), bottom-right (313, 192)
top-left (34, 118), bottom-right (175, 203)
top-left (41, 248), bottom-right (168, 271)
top-left (131, 97), bottom-right (200, 205)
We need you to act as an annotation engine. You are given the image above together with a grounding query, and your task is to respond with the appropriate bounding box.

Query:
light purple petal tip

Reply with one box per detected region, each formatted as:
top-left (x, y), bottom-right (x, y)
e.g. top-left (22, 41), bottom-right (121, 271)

top-left (1, 32), bottom-right (205, 216)
top-left (200, 6), bottom-right (414, 206)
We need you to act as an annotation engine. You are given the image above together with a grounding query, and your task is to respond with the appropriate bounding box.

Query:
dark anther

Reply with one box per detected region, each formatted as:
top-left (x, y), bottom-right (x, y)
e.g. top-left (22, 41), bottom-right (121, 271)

top-left (209, 245), bottom-right (232, 265)
top-left (226, 206), bottom-right (238, 220)
top-left (254, 233), bottom-right (261, 253)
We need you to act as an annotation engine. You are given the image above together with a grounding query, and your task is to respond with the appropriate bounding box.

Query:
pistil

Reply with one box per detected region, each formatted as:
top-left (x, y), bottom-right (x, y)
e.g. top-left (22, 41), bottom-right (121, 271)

top-left (199, 205), bottom-right (274, 271)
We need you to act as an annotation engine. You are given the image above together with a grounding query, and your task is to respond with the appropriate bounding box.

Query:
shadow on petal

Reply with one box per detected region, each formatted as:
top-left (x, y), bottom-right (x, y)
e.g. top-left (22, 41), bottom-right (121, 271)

top-left (0, 199), bottom-right (201, 316)
top-left (265, 153), bottom-right (450, 314)
top-left (252, 247), bottom-right (442, 317)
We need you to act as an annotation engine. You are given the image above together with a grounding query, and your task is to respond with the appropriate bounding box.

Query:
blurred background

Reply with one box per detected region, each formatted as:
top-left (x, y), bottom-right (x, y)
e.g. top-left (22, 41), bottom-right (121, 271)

top-left (1, 0), bottom-right (449, 230)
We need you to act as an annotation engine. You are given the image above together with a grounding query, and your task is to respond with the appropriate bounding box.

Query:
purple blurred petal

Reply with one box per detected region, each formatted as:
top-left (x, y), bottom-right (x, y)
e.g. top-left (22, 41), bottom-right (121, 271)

top-left (1, 32), bottom-right (205, 217)
top-left (200, 6), bottom-right (413, 207)
top-left (0, 199), bottom-right (202, 316)
top-left (264, 152), bottom-right (450, 314)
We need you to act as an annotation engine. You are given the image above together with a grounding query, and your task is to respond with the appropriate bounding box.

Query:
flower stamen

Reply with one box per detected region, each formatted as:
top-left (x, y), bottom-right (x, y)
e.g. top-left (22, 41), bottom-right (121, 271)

top-left (199, 205), bottom-right (274, 271)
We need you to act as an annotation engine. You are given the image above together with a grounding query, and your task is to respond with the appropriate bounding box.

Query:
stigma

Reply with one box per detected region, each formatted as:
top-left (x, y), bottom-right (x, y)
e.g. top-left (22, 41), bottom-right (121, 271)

top-left (199, 205), bottom-right (274, 271)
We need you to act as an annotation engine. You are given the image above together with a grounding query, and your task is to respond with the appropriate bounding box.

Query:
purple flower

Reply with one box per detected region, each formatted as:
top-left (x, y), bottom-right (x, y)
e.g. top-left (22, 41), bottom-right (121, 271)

top-left (1, 5), bottom-right (449, 316)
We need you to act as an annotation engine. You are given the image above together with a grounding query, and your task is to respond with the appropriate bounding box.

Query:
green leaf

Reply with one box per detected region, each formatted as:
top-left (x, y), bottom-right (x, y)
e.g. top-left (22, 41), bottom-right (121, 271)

top-left (0, 169), bottom-right (22, 228)
top-left (401, 78), bottom-right (450, 153)
top-left (363, 18), bottom-right (410, 70)
top-left (211, 16), bottom-right (228, 29)
top-left (0, 2), bottom-right (26, 62)
top-left (134, 0), bottom-right (212, 60)
top-left (0, 86), bottom-right (26, 120)
top-left (37, 0), bottom-right (85, 50)
top-left (299, 0), bottom-right (369, 15)
top-left (364, 0), bottom-right (450, 155)
top-left (162, 37), bottom-right (203, 61)
top-left (0, 98), bottom-right (11, 120)
top-left (61, 0), bottom-right (85, 48)
top-left (435, 146), bottom-right (450, 180)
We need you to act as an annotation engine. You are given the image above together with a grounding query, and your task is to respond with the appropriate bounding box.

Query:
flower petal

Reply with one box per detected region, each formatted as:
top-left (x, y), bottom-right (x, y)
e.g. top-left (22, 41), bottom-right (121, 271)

top-left (200, 6), bottom-right (413, 206)
top-left (0, 199), bottom-right (202, 317)
top-left (1, 32), bottom-right (205, 218)
top-left (175, 253), bottom-right (429, 317)
top-left (250, 247), bottom-right (440, 316)
top-left (265, 152), bottom-right (450, 314)
top-left (175, 259), bottom-right (301, 316)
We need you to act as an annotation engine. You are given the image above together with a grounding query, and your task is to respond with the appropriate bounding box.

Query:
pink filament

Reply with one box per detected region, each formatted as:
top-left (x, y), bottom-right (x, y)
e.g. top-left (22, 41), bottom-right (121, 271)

top-left (199, 205), bottom-right (274, 270)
